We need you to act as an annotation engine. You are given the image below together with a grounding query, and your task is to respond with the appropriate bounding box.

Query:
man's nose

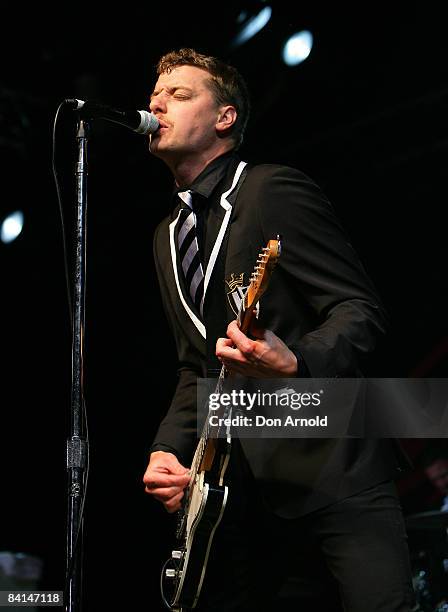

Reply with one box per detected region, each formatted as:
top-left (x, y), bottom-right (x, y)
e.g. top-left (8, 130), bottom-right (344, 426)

top-left (150, 94), bottom-right (166, 114)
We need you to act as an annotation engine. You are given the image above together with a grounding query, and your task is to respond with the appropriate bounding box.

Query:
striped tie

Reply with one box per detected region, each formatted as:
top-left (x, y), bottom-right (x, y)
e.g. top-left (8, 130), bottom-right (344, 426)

top-left (177, 190), bottom-right (204, 317)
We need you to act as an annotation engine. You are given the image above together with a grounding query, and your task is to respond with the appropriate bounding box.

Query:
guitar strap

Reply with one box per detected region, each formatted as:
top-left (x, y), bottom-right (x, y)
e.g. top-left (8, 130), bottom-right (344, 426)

top-left (205, 162), bottom-right (250, 378)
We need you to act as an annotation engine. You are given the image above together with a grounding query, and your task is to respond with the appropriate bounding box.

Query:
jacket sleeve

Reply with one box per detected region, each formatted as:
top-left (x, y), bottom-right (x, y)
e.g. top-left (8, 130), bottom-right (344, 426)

top-left (149, 222), bottom-right (202, 466)
top-left (255, 165), bottom-right (388, 377)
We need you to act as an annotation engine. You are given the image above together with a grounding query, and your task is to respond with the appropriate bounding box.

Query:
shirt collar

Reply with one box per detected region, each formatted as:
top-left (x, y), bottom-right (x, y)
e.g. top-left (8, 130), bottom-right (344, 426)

top-left (172, 150), bottom-right (239, 201)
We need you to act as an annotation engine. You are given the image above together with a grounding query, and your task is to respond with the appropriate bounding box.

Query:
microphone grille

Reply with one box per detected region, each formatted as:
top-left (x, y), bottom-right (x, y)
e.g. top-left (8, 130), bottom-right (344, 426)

top-left (136, 111), bottom-right (159, 135)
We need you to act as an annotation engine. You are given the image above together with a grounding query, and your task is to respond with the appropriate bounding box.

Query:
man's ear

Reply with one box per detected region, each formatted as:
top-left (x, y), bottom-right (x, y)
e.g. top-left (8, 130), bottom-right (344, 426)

top-left (216, 105), bottom-right (237, 135)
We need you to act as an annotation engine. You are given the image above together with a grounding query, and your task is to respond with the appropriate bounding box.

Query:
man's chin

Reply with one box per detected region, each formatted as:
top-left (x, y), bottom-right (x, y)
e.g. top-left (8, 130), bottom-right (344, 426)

top-left (148, 139), bottom-right (164, 158)
top-left (148, 142), bottom-right (178, 164)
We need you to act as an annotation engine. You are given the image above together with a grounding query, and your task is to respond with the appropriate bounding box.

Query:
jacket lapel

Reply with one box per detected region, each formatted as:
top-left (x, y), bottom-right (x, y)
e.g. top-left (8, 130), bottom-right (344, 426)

top-left (168, 208), bottom-right (206, 339)
top-left (203, 161), bottom-right (247, 299)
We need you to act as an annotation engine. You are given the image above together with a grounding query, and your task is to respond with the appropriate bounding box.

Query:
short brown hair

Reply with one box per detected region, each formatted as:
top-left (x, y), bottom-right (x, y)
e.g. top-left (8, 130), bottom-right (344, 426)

top-left (156, 48), bottom-right (250, 149)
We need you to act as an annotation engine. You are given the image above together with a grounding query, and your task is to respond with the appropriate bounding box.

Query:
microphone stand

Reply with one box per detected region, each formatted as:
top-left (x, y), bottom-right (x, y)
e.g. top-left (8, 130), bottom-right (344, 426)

top-left (65, 118), bottom-right (89, 612)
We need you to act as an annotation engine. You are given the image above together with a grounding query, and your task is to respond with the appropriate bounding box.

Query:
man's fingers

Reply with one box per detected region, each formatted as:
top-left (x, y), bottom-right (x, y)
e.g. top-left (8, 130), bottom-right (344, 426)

top-left (150, 485), bottom-right (186, 501)
top-left (217, 343), bottom-right (242, 360)
top-left (144, 472), bottom-right (190, 489)
top-left (216, 337), bottom-right (233, 359)
top-left (226, 320), bottom-right (248, 346)
top-left (226, 320), bottom-right (262, 361)
top-left (217, 321), bottom-right (268, 365)
top-left (164, 491), bottom-right (185, 513)
top-left (220, 336), bottom-right (258, 364)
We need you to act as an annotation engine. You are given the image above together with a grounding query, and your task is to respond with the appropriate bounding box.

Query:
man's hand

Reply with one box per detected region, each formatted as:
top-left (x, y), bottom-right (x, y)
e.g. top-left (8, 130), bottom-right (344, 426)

top-left (216, 319), bottom-right (298, 378)
top-left (143, 451), bottom-right (191, 513)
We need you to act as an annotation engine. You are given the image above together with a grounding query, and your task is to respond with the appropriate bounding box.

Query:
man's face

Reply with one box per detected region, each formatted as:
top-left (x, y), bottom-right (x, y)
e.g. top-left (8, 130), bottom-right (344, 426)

top-left (149, 65), bottom-right (221, 161)
top-left (425, 458), bottom-right (448, 495)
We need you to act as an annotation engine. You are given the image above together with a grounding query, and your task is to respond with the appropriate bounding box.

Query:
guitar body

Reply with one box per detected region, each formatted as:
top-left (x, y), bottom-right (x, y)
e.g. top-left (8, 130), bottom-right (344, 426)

top-left (161, 438), bottom-right (231, 611)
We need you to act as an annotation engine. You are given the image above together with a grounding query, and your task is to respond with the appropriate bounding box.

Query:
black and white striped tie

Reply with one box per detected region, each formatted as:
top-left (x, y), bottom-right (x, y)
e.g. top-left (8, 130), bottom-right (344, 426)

top-left (177, 190), bottom-right (204, 317)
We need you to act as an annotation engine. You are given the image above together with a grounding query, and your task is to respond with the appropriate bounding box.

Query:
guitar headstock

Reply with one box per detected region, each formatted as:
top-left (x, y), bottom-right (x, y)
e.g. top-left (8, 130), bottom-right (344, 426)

top-left (238, 237), bottom-right (281, 331)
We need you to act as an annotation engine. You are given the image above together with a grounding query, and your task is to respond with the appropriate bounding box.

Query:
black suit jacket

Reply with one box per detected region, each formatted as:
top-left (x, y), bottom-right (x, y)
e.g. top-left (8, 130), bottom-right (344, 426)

top-left (151, 155), bottom-right (408, 518)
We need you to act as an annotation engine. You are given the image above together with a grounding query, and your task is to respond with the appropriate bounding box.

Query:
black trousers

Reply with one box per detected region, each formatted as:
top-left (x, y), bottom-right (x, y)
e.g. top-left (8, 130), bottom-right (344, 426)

top-left (196, 442), bottom-right (415, 612)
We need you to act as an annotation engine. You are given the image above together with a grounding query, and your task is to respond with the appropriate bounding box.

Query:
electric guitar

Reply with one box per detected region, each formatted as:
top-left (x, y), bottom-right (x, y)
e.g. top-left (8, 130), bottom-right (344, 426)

top-left (160, 237), bottom-right (281, 611)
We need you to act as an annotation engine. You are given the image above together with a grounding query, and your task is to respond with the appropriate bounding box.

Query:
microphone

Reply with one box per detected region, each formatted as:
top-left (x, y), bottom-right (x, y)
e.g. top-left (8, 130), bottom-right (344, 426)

top-left (65, 99), bottom-right (159, 135)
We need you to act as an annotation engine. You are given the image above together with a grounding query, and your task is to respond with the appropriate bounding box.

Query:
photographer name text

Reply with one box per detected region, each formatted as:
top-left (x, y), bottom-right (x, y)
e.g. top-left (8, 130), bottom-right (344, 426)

top-left (209, 414), bottom-right (328, 428)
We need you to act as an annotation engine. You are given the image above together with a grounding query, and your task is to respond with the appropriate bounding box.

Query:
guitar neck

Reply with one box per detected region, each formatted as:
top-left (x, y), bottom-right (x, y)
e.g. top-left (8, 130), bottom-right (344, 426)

top-left (238, 305), bottom-right (257, 336)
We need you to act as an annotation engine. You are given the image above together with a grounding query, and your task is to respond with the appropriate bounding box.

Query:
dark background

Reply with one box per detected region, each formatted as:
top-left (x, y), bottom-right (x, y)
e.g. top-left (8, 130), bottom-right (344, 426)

top-left (1, 2), bottom-right (448, 609)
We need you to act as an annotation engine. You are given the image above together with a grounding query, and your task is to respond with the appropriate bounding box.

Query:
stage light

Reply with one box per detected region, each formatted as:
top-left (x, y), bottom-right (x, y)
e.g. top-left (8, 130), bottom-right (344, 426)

top-left (282, 30), bottom-right (314, 66)
top-left (1, 211), bottom-right (24, 244)
top-left (232, 5), bottom-right (272, 47)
